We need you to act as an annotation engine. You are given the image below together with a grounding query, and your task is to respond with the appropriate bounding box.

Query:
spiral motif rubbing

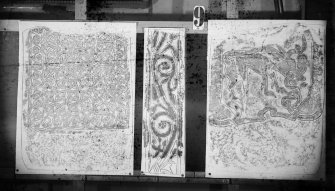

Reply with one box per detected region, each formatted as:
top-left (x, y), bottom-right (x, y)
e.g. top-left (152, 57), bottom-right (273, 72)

top-left (142, 28), bottom-right (185, 177)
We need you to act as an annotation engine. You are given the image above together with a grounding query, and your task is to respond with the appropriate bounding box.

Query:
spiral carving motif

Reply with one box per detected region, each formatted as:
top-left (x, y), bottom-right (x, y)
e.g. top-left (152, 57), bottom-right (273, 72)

top-left (142, 28), bottom-right (185, 177)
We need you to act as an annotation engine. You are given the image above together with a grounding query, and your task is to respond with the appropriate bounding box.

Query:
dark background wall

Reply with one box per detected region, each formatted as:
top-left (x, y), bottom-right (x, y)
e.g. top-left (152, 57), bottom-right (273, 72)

top-left (0, 0), bottom-right (333, 190)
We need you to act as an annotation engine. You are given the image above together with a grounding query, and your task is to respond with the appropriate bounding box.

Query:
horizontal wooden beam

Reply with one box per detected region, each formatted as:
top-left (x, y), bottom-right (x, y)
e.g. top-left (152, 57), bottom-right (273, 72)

top-left (0, 20), bottom-right (208, 34)
top-left (137, 21), bottom-right (208, 34)
top-left (0, 168), bottom-right (230, 184)
top-left (0, 167), bottom-right (325, 184)
top-left (15, 174), bottom-right (85, 181)
top-left (0, 20), bottom-right (18, 31)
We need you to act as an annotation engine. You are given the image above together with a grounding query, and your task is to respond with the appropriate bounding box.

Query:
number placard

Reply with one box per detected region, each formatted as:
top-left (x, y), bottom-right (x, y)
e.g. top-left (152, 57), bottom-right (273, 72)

top-left (193, 6), bottom-right (205, 30)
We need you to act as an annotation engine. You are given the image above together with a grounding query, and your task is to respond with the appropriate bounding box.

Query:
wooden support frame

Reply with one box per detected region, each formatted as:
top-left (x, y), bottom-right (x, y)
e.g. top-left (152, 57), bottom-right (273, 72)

top-left (0, 18), bottom-right (325, 187)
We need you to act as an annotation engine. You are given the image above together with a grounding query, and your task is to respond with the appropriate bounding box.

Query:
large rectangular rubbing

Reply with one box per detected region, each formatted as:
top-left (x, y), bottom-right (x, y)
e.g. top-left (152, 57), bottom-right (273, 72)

top-left (16, 22), bottom-right (136, 175)
top-left (206, 20), bottom-right (326, 179)
top-left (142, 28), bottom-right (186, 177)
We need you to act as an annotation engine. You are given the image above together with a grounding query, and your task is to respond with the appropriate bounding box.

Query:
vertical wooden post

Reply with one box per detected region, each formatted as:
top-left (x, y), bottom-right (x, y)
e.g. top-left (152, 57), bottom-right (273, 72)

top-left (148, 0), bottom-right (153, 14)
top-left (226, 0), bottom-right (239, 19)
top-left (300, 0), bottom-right (306, 19)
top-left (75, 0), bottom-right (87, 20)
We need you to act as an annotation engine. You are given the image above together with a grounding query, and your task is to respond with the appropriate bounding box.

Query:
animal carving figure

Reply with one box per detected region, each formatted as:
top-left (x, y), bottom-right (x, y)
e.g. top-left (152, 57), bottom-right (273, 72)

top-left (211, 35), bottom-right (322, 127)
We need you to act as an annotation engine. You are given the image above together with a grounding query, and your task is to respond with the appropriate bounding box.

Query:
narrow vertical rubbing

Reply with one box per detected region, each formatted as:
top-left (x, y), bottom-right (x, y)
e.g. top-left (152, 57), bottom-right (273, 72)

top-left (142, 28), bottom-right (186, 177)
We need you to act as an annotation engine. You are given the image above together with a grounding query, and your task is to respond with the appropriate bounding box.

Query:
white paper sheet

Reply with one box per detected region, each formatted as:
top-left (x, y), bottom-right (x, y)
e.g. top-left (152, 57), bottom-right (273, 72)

top-left (142, 28), bottom-right (186, 177)
top-left (206, 20), bottom-right (326, 179)
top-left (16, 21), bottom-right (136, 175)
